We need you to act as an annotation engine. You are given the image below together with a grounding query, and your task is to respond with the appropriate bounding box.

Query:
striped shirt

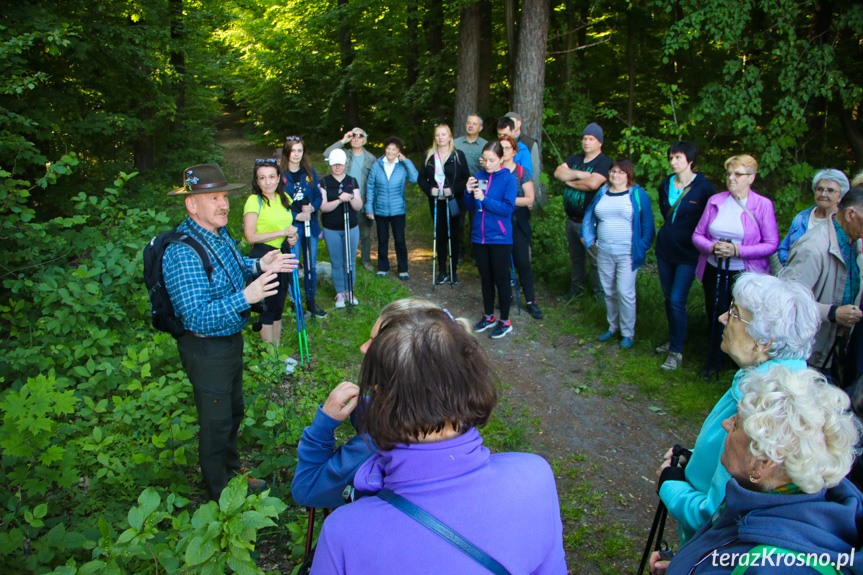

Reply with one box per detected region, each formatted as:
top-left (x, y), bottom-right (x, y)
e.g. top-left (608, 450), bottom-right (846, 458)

top-left (595, 190), bottom-right (633, 255)
top-left (162, 217), bottom-right (256, 336)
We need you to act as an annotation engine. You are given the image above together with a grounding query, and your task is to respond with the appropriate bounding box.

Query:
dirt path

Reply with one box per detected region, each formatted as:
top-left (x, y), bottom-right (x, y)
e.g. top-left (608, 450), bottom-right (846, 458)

top-left (216, 115), bottom-right (702, 573)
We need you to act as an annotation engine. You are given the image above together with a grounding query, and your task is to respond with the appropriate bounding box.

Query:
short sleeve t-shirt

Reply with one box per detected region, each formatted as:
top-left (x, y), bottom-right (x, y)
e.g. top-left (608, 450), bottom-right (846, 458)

top-left (243, 194), bottom-right (293, 249)
top-left (562, 152), bottom-right (612, 219)
top-left (320, 175), bottom-right (359, 230)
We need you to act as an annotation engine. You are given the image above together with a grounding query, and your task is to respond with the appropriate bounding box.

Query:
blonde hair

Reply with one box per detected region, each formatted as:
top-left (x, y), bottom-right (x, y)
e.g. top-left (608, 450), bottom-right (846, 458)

top-left (725, 154), bottom-right (758, 175)
top-left (425, 124), bottom-right (456, 164)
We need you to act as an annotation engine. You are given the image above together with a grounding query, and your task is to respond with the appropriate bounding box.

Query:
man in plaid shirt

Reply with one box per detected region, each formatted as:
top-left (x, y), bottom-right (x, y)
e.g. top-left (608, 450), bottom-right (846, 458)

top-left (164, 164), bottom-right (297, 501)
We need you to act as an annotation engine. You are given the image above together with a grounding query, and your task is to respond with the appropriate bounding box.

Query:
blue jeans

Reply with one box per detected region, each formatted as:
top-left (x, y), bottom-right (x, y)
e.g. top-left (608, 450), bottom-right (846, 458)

top-left (657, 257), bottom-right (696, 353)
top-left (323, 226), bottom-right (360, 294)
top-left (292, 232), bottom-right (318, 306)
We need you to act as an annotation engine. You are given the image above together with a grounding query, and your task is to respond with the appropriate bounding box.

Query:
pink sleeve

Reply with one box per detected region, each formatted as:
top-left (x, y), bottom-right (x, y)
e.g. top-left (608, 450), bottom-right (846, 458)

top-left (691, 201), bottom-right (716, 256)
top-left (738, 197), bottom-right (779, 259)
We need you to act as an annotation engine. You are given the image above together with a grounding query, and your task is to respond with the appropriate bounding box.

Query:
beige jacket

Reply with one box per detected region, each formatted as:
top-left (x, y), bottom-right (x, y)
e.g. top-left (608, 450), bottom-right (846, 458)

top-left (785, 214), bottom-right (862, 367)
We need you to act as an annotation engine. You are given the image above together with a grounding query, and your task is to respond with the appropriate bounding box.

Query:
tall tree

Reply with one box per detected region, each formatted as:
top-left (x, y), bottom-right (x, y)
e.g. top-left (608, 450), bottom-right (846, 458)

top-left (339, 0), bottom-right (359, 127)
top-left (512, 0), bottom-right (550, 149)
top-left (453, 1), bottom-right (482, 137)
top-left (504, 0), bottom-right (519, 104)
top-left (477, 0), bottom-right (493, 115)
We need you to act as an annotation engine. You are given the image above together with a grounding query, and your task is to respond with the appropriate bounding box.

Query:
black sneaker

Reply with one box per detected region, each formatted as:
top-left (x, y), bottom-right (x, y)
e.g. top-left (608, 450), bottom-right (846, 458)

top-left (450, 272), bottom-right (459, 286)
top-left (473, 315), bottom-right (496, 333)
top-left (489, 321), bottom-right (512, 339)
top-left (526, 301), bottom-right (544, 319)
top-left (435, 273), bottom-right (448, 285)
top-left (557, 287), bottom-right (583, 302)
top-left (312, 304), bottom-right (328, 319)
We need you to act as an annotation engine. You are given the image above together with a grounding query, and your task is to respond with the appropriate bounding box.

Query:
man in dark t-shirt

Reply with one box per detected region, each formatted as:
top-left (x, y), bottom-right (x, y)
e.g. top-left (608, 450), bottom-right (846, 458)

top-left (553, 122), bottom-right (611, 300)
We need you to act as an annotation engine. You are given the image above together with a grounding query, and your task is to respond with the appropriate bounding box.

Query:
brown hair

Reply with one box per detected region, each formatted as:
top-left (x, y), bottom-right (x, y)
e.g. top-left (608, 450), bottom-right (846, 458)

top-left (611, 158), bottom-right (635, 187)
top-left (358, 308), bottom-right (497, 450)
top-left (279, 136), bottom-right (314, 186)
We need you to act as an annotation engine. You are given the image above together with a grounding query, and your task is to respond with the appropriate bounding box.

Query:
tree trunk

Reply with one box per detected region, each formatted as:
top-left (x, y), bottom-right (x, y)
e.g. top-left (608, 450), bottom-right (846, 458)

top-left (453, 1), bottom-right (481, 137)
top-left (426, 0), bottom-right (446, 123)
top-left (626, 5), bottom-right (636, 128)
top-left (406, 1), bottom-right (423, 151)
top-left (512, 0), bottom-right (550, 150)
top-left (477, 0), bottom-right (493, 116)
top-left (169, 0), bottom-right (185, 130)
top-left (339, 0), bottom-right (359, 128)
top-left (504, 0), bottom-right (519, 105)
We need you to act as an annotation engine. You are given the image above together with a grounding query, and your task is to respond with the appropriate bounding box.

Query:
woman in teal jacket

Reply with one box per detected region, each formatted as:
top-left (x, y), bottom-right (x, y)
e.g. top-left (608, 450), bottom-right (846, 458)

top-left (581, 158), bottom-right (655, 348)
top-left (465, 141), bottom-right (517, 340)
top-left (365, 136), bottom-right (418, 280)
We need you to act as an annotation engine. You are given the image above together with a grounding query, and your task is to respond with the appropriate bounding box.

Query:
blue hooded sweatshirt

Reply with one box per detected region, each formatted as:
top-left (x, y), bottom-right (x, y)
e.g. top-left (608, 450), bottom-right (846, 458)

top-left (666, 478), bottom-right (863, 574)
top-left (464, 168), bottom-right (517, 245)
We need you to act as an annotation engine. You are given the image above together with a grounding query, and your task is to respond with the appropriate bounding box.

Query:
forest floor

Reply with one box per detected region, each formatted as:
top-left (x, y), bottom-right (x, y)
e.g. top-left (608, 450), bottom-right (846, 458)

top-left (215, 113), bottom-right (722, 574)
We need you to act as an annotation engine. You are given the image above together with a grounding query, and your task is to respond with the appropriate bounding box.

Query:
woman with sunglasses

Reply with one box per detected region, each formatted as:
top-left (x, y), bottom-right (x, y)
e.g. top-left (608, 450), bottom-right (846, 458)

top-left (692, 155), bottom-right (779, 377)
top-left (280, 136), bottom-right (327, 319)
top-left (417, 124), bottom-right (469, 285)
top-left (243, 159), bottom-right (298, 348)
top-left (499, 135), bottom-right (543, 319)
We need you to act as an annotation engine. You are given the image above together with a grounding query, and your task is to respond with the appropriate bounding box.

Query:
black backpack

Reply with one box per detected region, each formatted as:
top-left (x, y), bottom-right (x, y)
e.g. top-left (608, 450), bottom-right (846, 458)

top-left (143, 228), bottom-right (213, 338)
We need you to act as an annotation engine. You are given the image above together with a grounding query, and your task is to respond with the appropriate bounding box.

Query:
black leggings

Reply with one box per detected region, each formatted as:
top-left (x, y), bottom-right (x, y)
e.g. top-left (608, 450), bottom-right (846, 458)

top-left (250, 243), bottom-right (291, 324)
top-left (428, 199), bottom-right (463, 275)
top-left (703, 262), bottom-right (742, 363)
top-left (376, 214), bottom-right (408, 273)
top-left (474, 243), bottom-right (513, 321)
top-left (512, 222), bottom-right (536, 302)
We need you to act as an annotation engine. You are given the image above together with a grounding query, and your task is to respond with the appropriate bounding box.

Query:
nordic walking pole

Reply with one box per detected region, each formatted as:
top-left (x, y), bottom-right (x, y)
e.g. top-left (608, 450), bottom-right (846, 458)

top-left (705, 238), bottom-right (727, 381)
top-left (292, 270), bottom-right (308, 366)
top-left (432, 198), bottom-right (438, 288)
top-left (343, 193), bottom-right (354, 309)
top-left (303, 220), bottom-right (315, 322)
top-left (511, 255), bottom-right (521, 315)
top-left (445, 196), bottom-right (454, 287)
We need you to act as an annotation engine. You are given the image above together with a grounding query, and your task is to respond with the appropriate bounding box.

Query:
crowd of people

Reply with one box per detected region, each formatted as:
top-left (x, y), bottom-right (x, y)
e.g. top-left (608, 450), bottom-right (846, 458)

top-left (158, 114), bottom-right (863, 573)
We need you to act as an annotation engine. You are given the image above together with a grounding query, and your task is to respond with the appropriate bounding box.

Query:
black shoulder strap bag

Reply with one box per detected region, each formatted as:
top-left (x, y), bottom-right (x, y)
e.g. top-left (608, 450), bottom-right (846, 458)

top-left (376, 489), bottom-right (512, 575)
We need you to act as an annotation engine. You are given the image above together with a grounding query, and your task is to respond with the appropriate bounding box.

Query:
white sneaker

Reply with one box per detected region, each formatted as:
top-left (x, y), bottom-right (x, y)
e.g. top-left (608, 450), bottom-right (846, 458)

top-left (335, 294), bottom-right (346, 309)
top-left (349, 295), bottom-right (359, 306)
top-left (660, 352), bottom-right (683, 371)
top-left (655, 341), bottom-right (670, 354)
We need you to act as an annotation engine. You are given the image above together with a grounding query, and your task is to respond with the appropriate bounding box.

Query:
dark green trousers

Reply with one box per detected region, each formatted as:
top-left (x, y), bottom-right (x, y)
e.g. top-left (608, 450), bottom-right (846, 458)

top-left (177, 331), bottom-right (244, 501)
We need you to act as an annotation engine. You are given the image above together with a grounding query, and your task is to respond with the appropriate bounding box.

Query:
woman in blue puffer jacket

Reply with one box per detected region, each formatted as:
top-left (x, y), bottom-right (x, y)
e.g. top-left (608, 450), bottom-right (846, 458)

top-left (365, 136), bottom-right (418, 280)
top-left (465, 141), bottom-right (517, 340)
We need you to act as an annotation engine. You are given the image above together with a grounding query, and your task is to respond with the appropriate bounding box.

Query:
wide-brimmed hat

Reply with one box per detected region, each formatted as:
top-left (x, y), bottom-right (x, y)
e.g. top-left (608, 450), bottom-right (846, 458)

top-left (167, 164), bottom-right (246, 196)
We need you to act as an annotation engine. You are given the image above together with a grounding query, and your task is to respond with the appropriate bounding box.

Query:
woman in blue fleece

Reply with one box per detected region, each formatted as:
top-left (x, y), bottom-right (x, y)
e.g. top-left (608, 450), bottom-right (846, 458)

top-left (291, 298), bottom-right (471, 509)
top-left (655, 273), bottom-right (820, 545)
top-left (651, 366), bottom-right (863, 575)
top-left (465, 140), bottom-right (518, 340)
top-left (310, 306), bottom-right (566, 574)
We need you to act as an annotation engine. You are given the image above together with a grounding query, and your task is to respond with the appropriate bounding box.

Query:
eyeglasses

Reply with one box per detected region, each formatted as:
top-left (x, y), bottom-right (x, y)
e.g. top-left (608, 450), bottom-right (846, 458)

top-left (728, 300), bottom-right (751, 325)
top-left (351, 133), bottom-right (365, 139)
top-left (609, 169), bottom-right (626, 175)
top-left (815, 185), bottom-right (840, 194)
top-left (255, 158), bottom-right (278, 166)
top-left (284, 136), bottom-right (301, 143)
top-left (726, 170), bottom-right (752, 178)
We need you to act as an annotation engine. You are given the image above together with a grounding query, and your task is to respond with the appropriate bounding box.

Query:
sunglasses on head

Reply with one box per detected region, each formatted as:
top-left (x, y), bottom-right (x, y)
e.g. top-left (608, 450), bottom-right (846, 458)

top-left (255, 158), bottom-right (278, 166)
top-left (285, 136), bottom-right (301, 143)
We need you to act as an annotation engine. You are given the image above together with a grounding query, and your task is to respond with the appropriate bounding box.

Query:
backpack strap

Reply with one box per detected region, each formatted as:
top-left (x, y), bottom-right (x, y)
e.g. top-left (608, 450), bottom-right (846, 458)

top-left (376, 489), bottom-right (511, 575)
top-left (168, 232), bottom-right (213, 282)
top-left (730, 545), bottom-right (841, 575)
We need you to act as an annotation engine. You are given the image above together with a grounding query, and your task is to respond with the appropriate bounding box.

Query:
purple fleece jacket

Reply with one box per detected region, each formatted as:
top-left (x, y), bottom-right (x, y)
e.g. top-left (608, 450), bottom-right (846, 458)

top-left (309, 427), bottom-right (567, 574)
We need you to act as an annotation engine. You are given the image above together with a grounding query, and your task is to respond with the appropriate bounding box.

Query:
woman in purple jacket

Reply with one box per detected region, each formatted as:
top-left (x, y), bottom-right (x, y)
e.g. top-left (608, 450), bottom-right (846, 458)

top-left (310, 307), bottom-right (566, 575)
top-left (465, 141), bottom-right (518, 339)
top-left (692, 154), bottom-right (778, 376)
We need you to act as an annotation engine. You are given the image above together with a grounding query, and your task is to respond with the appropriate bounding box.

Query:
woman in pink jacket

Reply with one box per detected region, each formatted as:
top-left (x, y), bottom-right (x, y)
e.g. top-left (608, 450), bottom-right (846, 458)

top-left (691, 155), bottom-right (778, 377)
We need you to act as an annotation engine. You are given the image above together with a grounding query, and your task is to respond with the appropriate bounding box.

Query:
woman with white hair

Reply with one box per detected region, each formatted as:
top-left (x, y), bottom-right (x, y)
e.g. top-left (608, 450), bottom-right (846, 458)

top-left (777, 168), bottom-right (851, 265)
top-left (655, 272), bottom-right (821, 544)
top-left (651, 366), bottom-right (862, 574)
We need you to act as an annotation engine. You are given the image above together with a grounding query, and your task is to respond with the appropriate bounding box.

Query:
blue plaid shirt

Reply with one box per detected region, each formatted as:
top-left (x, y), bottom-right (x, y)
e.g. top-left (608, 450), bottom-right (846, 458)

top-left (163, 217), bottom-right (257, 336)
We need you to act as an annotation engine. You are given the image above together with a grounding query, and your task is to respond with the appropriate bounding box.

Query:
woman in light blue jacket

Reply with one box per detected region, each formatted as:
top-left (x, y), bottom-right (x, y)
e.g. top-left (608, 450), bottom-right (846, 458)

top-left (582, 158), bottom-right (655, 348)
top-left (365, 136), bottom-right (418, 280)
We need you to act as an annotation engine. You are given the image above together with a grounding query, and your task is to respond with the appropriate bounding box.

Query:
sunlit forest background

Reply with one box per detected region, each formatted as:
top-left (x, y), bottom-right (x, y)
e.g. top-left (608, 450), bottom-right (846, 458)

top-left (1, 0), bottom-right (861, 573)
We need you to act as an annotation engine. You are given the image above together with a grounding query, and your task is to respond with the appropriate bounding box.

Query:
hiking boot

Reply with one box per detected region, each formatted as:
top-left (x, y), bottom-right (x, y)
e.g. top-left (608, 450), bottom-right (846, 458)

top-left (655, 341), bottom-right (670, 355)
top-left (247, 477), bottom-right (268, 493)
top-left (558, 287), bottom-right (582, 302)
top-left (661, 352), bottom-right (683, 371)
top-left (473, 315), bottom-right (496, 333)
top-left (312, 304), bottom-right (328, 319)
top-left (376, 271), bottom-right (388, 278)
top-left (435, 273), bottom-right (448, 285)
top-left (526, 301), bottom-right (544, 320)
top-left (489, 321), bottom-right (513, 339)
top-left (597, 330), bottom-right (616, 342)
top-left (620, 337), bottom-right (634, 349)
top-left (363, 263), bottom-right (374, 272)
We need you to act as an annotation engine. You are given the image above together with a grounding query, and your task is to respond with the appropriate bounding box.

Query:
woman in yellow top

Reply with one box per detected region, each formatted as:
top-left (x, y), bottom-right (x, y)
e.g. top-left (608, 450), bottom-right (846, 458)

top-left (243, 158), bottom-right (298, 348)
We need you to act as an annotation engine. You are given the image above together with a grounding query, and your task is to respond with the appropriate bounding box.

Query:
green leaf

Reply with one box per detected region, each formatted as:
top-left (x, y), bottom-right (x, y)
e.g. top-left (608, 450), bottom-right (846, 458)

top-left (128, 506), bottom-right (144, 531)
top-left (226, 556), bottom-right (263, 575)
top-left (185, 535), bottom-right (216, 565)
top-left (137, 487), bottom-right (160, 519)
top-left (93, 426), bottom-right (103, 443)
top-left (33, 503), bottom-right (48, 518)
top-left (219, 476), bottom-right (248, 514)
top-left (116, 528), bottom-right (137, 545)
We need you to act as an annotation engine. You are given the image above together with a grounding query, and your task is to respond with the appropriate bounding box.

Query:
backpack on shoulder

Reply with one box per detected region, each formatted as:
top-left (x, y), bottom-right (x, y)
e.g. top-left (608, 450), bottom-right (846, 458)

top-left (143, 228), bottom-right (213, 338)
